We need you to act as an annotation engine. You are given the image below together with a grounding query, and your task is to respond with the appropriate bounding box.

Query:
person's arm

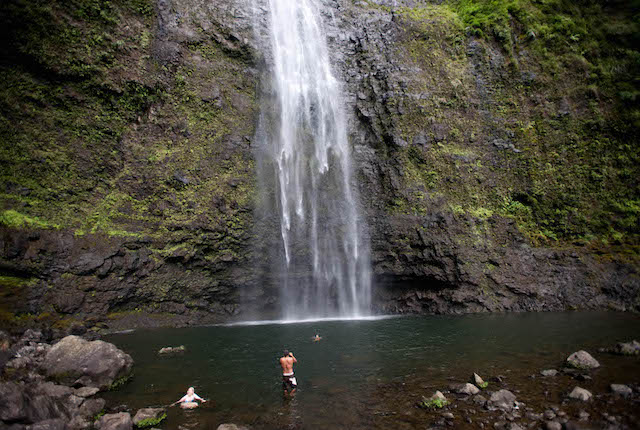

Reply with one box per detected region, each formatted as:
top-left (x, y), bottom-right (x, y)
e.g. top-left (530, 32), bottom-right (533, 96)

top-left (194, 393), bottom-right (206, 402)
top-left (290, 353), bottom-right (297, 363)
top-left (172, 395), bottom-right (187, 406)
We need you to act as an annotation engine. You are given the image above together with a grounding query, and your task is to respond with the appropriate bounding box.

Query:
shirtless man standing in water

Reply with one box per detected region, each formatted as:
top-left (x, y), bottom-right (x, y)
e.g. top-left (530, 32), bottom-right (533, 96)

top-left (279, 350), bottom-right (298, 395)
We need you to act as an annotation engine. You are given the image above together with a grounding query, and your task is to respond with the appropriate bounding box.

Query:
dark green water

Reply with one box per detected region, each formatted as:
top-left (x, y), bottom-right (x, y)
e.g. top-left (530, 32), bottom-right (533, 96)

top-left (103, 312), bottom-right (640, 429)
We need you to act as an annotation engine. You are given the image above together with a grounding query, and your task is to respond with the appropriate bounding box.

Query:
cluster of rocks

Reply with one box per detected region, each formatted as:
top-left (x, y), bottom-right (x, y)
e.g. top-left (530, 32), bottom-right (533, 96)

top-left (598, 340), bottom-right (640, 356)
top-left (0, 330), bottom-right (153, 430)
top-left (420, 346), bottom-right (638, 429)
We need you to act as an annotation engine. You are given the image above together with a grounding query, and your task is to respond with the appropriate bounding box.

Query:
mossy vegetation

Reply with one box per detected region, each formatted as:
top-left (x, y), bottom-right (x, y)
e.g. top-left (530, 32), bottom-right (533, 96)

top-left (419, 396), bottom-right (449, 409)
top-left (135, 414), bottom-right (167, 428)
top-left (384, 0), bottom-right (639, 249)
top-left (0, 0), bottom-right (258, 264)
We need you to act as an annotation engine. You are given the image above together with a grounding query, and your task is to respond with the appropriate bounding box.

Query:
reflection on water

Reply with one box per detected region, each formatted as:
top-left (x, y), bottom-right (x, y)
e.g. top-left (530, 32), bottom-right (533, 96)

top-left (103, 312), bottom-right (640, 429)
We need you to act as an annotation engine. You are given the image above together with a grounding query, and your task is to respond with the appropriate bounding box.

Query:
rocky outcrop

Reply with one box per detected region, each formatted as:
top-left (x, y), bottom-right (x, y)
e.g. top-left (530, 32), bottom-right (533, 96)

top-left (42, 336), bottom-right (133, 390)
top-left (0, 333), bottom-right (131, 430)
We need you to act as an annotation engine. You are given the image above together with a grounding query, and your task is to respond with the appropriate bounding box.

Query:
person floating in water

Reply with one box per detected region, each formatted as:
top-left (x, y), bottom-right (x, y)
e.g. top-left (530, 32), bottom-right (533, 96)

top-left (312, 334), bottom-right (322, 342)
top-left (279, 349), bottom-right (298, 395)
top-left (172, 387), bottom-right (207, 409)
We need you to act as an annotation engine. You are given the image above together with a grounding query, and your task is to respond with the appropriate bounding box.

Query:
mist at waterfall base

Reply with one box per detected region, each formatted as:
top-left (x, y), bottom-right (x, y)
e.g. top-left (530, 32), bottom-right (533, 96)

top-left (253, 0), bottom-right (371, 320)
top-left (103, 312), bottom-right (640, 429)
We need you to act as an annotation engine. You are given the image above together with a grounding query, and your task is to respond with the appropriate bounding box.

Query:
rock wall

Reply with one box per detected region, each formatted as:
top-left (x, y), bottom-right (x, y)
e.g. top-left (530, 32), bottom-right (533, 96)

top-left (0, 0), bottom-right (638, 329)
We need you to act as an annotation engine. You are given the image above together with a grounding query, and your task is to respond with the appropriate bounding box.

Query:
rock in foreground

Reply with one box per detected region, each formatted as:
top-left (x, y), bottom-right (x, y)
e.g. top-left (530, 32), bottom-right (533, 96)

top-left (216, 425), bottom-right (249, 430)
top-left (566, 350), bottom-right (600, 369)
top-left (489, 389), bottom-right (517, 410)
top-left (608, 340), bottom-right (640, 356)
top-left (95, 412), bottom-right (132, 430)
top-left (42, 336), bottom-right (133, 390)
top-left (132, 408), bottom-right (166, 427)
top-left (568, 386), bottom-right (592, 401)
top-left (455, 383), bottom-right (480, 395)
top-left (610, 384), bottom-right (633, 397)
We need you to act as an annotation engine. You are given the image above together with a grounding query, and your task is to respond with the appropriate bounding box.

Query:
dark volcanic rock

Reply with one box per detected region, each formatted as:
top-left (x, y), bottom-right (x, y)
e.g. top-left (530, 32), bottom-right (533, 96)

top-left (95, 413), bottom-right (132, 430)
top-left (132, 408), bottom-right (166, 427)
top-left (42, 336), bottom-right (132, 390)
top-left (0, 382), bottom-right (27, 422)
top-left (489, 389), bottom-right (517, 410)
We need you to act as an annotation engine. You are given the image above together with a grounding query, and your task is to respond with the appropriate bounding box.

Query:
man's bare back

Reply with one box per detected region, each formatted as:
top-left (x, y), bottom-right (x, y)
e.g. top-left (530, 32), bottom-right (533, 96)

top-left (279, 352), bottom-right (297, 374)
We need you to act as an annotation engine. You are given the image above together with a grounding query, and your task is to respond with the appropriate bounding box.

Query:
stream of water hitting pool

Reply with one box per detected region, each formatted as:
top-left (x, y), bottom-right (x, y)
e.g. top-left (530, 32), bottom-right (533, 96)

top-left (255, 0), bottom-right (371, 320)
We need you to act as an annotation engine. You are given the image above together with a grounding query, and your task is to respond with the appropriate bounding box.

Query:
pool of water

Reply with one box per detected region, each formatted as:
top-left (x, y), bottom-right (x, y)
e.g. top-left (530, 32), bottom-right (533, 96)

top-left (103, 311), bottom-right (640, 429)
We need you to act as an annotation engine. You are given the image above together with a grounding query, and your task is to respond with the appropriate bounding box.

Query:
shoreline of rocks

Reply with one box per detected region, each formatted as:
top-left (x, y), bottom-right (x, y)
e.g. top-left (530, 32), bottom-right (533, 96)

top-left (416, 345), bottom-right (639, 429)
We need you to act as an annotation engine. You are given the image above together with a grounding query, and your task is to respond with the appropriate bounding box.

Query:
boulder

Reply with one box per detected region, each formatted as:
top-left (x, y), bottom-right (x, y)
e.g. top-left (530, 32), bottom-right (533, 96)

top-left (568, 386), bottom-right (592, 401)
top-left (610, 384), bottom-right (632, 397)
top-left (78, 398), bottom-right (106, 418)
top-left (68, 416), bottom-right (91, 430)
top-left (566, 351), bottom-right (600, 369)
top-left (0, 384), bottom-right (66, 425)
top-left (540, 369), bottom-right (558, 377)
top-left (471, 394), bottom-right (487, 406)
top-left (42, 336), bottom-right (133, 390)
top-left (74, 387), bottom-right (100, 398)
top-left (132, 408), bottom-right (166, 427)
top-left (545, 422), bottom-right (562, 430)
top-left (25, 419), bottom-right (66, 430)
top-left (95, 413), bottom-right (133, 430)
top-left (157, 345), bottom-right (185, 355)
top-left (216, 425), bottom-right (249, 430)
top-left (0, 382), bottom-right (27, 422)
top-left (34, 383), bottom-right (73, 398)
top-left (611, 340), bottom-right (640, 356)
top-left (455, 383), bottom-right (480, 395)
top-left (489, 389), bottom-right (516, 410)
top-left (28, 420), bottom-right (66, 430)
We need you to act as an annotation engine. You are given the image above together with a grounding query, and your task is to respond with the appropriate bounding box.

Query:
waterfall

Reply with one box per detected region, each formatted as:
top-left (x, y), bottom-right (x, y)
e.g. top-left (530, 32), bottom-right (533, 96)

top-left (255, 0), bottom-right (371, 319)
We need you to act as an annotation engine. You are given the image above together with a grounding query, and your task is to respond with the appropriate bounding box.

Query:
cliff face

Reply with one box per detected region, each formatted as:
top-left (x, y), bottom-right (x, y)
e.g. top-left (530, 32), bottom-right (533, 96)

top-left (0, 0), bottom-right (638, 329)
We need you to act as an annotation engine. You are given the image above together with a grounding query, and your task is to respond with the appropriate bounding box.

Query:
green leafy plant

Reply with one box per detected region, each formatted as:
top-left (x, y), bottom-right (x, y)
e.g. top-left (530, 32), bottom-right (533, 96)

top-left (136, 414), bottom-right (167, 428)
top-left (419, 396), bottom-right (449, 409)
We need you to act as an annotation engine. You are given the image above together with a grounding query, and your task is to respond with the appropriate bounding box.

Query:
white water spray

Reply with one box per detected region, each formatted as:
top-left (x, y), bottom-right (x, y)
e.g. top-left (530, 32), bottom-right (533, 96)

top-left (256, 0), bottom-right (371, 319)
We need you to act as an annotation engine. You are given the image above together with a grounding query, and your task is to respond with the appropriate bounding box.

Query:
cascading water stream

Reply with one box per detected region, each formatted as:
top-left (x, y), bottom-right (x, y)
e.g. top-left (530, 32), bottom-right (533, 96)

top-left (255, 0), bottom-right (371, 320)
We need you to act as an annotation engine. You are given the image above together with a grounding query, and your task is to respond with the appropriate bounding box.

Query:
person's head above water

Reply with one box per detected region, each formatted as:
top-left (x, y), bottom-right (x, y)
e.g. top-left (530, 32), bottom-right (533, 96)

top-left (283, 349), bottom-right (290, 357)
top-left (187, 387), bottom-right (195, 395)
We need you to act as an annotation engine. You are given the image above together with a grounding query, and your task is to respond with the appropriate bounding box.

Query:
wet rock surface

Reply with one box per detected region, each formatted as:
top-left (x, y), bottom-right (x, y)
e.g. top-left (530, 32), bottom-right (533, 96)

top-left (95, 413), bottom-right (132, 430)
top-left (42, 336), bottom-right (133, 390)
top-left (566, 351), bottom-right (600, 370)
top-left (0, 332), bottom-right (131, 430)
top-left (131, 408), bottom-right (166, 426)
top-left (567, 386), bottom-right (592, 401)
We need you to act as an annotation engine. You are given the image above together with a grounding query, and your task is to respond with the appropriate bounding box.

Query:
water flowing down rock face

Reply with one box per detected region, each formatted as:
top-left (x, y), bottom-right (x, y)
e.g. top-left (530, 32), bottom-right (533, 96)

top-left (255, 0), bottom-right (371, 319)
